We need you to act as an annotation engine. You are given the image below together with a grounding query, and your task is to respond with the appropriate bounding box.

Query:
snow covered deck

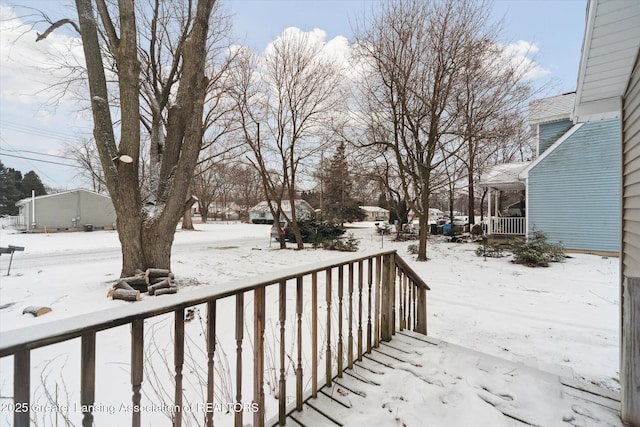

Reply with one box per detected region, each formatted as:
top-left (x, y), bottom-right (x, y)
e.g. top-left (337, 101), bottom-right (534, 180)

top-left (282, 330), bottom-right (622, 427)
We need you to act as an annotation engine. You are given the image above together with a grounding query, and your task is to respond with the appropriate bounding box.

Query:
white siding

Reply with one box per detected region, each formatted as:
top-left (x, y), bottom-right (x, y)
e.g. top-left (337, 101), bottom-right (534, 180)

top-left (623, 53), bottom-right (640, 277)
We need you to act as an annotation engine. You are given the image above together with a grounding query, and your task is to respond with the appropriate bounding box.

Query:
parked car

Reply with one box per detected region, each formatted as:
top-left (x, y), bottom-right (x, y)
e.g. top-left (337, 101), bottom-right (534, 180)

top-left (271, 221), bottom-right (288, 241)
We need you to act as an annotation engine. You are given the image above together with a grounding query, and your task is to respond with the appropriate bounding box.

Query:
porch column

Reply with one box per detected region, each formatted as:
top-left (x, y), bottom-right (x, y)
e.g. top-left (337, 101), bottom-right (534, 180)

top-left (487, 188), bottom-right (492, 234)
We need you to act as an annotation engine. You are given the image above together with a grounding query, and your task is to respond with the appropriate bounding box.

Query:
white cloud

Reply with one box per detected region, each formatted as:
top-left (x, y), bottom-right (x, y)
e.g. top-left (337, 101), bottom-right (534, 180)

top-left (501, 40), bottom-right (551, 81)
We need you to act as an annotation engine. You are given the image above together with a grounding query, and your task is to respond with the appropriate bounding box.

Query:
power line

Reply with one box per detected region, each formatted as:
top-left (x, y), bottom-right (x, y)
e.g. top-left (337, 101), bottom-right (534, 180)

top-left (0, 153), bottom-right (76, 167)
top-left (0, 120), bottom-right (89, 145)
top-left (0, 147), bottom-right (70, 160)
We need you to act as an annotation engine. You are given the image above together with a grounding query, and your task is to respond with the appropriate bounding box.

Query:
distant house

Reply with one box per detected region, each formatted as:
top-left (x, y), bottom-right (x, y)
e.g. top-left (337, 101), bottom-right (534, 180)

top-left (479, 162), bottom-right (530, 236)
top-left (479, 91), bottom-right (621, 255)
top-left (248, 199), bottom-right (314, 224)
top-left (520, 93), bottom-right (620, 254)
top-left (14, 189), bottom-right (116, 232)
top-left (360, 206), bottom-right (390, 222)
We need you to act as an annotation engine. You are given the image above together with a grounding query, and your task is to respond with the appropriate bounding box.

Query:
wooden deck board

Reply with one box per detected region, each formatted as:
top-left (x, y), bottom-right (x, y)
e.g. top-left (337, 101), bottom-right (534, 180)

top-left (280, 331), bottom-right (622, 427)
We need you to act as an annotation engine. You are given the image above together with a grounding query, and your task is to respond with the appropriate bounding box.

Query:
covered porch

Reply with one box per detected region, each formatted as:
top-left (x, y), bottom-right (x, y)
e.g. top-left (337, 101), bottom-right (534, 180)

top-left (479, 162), bottom-right (530, 236)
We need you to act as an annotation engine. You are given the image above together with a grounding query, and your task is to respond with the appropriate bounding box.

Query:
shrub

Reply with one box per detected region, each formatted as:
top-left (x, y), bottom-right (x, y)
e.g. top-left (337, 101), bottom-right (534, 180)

top-left (475, 243), bottom-right (506, 258)
top-left (375, 223), bottom-right (392, 235)
top-left (322, 233), bottom-right (359, 252)
top-left (509, 230), bottom-right (566, 267)
top-left (284, 216), bottom-right (345, 246)
top-left (407, 243), bottom-right (419, 255)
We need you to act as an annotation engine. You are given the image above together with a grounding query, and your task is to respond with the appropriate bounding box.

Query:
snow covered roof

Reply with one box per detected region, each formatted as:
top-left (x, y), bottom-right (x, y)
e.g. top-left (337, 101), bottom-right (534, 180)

top-left (479, 162), bottom-right (530, 190)
top-left (15, 188), bottom-right (111, 206)
top-left (359, 206), bottom-right (389, 213)
top-left (249, 199), bottom-right (314, 213)
top-left (529, 92), bottom-right (576, 125)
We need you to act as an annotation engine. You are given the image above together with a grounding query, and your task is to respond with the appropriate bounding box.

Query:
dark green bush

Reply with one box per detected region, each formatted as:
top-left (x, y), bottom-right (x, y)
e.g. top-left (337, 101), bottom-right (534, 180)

top-left (475, 243), bottom-right (506, 258)
top-left (509, 230), bottom-right (566, 267)
top-left (285, 216), bottom-right (345, 246)
top-left (322, 233), bottom-right (359, 252)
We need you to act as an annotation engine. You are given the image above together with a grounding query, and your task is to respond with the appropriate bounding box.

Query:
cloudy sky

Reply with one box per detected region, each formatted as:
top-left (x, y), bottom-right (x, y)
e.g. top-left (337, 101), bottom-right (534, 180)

top-left (0, 0), bottom-right (586, 190)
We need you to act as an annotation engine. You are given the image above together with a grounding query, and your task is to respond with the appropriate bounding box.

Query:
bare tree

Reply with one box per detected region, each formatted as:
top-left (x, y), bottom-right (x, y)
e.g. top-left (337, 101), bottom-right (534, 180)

top-left (230, 30), bottom-right (347, 248)
top-left (64, 139), bottom-right (106, 193)
top-left (37, 0), bottom-right (221, 276)
top-left (454, 38), bottom-right (535, 224)
top-left (355, 0), bottom-right (501, 260)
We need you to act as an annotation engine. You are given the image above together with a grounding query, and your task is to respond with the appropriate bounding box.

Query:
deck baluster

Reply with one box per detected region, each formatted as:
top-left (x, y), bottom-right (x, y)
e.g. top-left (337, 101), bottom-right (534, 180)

top-left (278, 281), bottom-right (287, 425)
top-left (254, 287), bottom-right (265, 427)
top-left (374, 255), bottom-right (382, 347)
top-left (131, 319), bottom-right (143, 427)
top-left (348, 263), bottom-right (354, 369)
top-left (337, 266), bottom-right (344, 377)
top-left (311, 272), bottom-right (318, 397)
top-left (14, 349), bottom-right (29, 427)
top-left (235, 293), bottom-right (244, 427)
top-left (174, 308), bottom-right (185, 427)
top-left (206, 300), bottom-right (216, 427)
top-left (296, 277), bottom-right (303, 411)
top-left (357, 260), bottom-right (364, 360)
top-left (81, 332), bottom-right (96, 427)
top-left (326, 268), bottom-right (333, 386)
top-left (367, 259), bottom-right (373, 353)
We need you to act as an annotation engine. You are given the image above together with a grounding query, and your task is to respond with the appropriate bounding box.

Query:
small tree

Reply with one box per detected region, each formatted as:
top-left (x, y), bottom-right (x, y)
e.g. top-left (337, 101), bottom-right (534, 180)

top-left (322, 142), bottom-right (365, 224)
top-left (510, 230), bottom-right (566, 267)
top-left (0, 161), bottom-right (22, 215)
top-left (20, 171), bottom-right (47, 198)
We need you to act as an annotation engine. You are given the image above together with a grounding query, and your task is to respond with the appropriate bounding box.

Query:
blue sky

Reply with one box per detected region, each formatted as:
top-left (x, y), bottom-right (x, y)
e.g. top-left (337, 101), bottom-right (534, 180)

top-left (0, 0), bottom-right (587, 189)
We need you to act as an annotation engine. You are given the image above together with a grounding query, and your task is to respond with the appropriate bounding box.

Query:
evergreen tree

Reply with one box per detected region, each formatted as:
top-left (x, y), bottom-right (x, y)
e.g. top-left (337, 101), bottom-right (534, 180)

top-left (0, 161), bottom-right (23, 215)
top-left (21, 171), bottom-right (47, 198)
top-left (323, 143), bottom-right (366, 224)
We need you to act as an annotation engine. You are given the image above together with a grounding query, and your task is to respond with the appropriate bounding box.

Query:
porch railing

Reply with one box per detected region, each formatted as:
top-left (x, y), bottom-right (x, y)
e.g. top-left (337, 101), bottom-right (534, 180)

top-left (489, 217), bottom-right (526, 235)
top-left (0, 249), bottom-right (429, 427)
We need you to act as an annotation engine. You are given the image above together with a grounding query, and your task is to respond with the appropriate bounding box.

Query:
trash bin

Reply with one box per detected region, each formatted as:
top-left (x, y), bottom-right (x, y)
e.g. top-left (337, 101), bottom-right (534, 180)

top-left (83, 224), bottom-right (94, 232)
top-left (443, 223), bottom-right (452, 236)
top-left (430, 223), bottom-right (437, 235)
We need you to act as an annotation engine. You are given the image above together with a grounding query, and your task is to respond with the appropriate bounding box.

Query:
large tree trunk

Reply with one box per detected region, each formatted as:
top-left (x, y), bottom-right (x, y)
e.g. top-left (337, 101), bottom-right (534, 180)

top-left (73, 0), bottom-right (215, 277)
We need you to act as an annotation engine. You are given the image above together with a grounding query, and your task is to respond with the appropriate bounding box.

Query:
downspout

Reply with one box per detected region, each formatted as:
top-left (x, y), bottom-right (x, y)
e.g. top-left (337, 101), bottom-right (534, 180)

top-left (31, 190), bottom-right (36, 230)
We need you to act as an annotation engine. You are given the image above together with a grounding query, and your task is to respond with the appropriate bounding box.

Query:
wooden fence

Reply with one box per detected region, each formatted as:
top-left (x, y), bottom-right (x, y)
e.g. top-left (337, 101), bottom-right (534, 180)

top-left (0, 249), bottom-right (429, 427)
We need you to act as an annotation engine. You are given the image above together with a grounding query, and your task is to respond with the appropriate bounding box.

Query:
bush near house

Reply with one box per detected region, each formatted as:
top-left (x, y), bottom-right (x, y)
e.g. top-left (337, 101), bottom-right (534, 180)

top-left (509, 230), bottom-right (566, 267)
top-left (284, 216), bottom-right (345, 246)
top-left (321, 233), bottom-right (360, 252)
top-left (475, 242), bottom-right (506, 258)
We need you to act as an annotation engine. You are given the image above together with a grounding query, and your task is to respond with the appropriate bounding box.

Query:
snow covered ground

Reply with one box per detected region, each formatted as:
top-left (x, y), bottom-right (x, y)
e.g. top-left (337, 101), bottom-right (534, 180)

top-left (0, 222), bottom-right (620, 426)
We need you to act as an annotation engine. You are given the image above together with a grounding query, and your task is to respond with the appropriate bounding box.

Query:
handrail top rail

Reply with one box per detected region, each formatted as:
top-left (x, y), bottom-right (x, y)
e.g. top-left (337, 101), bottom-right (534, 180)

top-left (395, 255), bottom-right (431, 291)
top-left (0, 249), bottom-right (400, 357)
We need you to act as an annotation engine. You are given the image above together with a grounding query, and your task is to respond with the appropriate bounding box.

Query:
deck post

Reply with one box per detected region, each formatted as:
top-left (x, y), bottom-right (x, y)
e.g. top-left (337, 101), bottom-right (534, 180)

top-left (622, 276), bottom-right (640, 424)
top-left (381, 253), bottom-right (394, 342)
top-left (416, 286), bottom-right (427, 335)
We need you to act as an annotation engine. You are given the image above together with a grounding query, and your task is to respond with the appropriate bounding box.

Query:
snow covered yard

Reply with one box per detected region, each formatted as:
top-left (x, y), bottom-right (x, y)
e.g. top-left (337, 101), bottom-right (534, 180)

top-left (0, 222), bottom-right (620, 426)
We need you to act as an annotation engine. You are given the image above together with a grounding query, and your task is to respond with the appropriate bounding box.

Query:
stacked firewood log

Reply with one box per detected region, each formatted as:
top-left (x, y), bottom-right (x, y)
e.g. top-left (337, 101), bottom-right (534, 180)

top-left (108, 268), bottom-right (178, 301)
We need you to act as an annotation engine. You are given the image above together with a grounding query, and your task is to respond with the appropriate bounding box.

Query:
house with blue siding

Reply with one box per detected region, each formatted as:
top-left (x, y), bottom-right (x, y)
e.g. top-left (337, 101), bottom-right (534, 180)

top-left (520, 93), bottom-right (621, 254)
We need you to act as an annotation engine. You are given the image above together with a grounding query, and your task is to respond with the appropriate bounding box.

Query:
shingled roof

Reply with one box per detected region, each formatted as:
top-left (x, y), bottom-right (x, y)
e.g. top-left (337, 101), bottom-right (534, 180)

top-left (529, 92), bottom-right (576, 125)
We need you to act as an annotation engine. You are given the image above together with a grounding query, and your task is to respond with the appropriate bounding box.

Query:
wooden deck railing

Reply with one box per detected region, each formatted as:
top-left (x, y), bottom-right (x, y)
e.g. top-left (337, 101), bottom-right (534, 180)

top-left (0, 249), bottom-right (429, 427)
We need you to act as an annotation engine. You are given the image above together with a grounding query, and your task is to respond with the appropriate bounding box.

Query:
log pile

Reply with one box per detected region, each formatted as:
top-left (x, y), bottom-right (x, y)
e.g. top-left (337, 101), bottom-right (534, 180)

top-left (108, 268), bottom-right (178, 302)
